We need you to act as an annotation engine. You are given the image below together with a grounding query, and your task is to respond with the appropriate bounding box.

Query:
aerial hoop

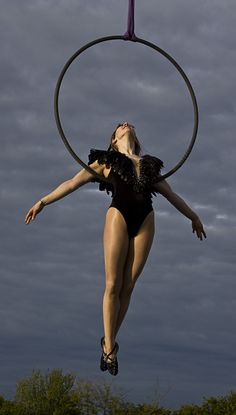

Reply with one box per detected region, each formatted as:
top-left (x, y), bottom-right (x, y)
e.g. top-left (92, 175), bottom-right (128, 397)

top-left (54, 2), bottom-right (198, 182)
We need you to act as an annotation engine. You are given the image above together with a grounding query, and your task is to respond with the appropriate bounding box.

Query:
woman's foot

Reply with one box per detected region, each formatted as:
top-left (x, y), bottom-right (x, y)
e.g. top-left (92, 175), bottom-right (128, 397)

top-left (105, 342), bottom-right (119, 376)
top-left (100, 336), bottom-right (108, 371)
top-left (100, 337), bottom-right (119, 376)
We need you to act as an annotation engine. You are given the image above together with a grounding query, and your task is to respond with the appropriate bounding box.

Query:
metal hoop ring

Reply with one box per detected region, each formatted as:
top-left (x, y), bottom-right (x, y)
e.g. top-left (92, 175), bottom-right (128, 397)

top-left (54, 35), bottom-right (199, 182)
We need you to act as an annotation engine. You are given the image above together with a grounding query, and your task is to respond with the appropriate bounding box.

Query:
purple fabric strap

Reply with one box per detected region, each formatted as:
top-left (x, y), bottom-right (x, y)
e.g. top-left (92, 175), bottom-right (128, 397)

top-left (123, 0), bottom-right (137, 41)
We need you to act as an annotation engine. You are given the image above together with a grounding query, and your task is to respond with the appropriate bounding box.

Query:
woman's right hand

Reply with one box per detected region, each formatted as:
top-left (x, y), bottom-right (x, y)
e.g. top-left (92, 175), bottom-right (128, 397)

top-left (25, 201), bottom-right (45, 225)
top-left (192, 217), bottom-right (207, 240)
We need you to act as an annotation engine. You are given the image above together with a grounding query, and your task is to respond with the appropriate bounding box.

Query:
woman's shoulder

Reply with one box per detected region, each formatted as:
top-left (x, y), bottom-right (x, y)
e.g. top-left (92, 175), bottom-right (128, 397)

top-left (88, 149), bottom-right (164, 176)
top-left (88, 148), bottom-right (126, 166)
top-left (88, 148), bottom-right (108, 164)
top-left (88, 149), bottom-right (161, 181)
top-left (142, 154), bottom-right (164, 170)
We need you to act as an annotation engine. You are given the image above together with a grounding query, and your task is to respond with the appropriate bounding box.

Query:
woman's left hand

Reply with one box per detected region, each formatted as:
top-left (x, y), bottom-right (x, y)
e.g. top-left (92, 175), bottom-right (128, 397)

top-left (192, 217), bottom-right (207, 240)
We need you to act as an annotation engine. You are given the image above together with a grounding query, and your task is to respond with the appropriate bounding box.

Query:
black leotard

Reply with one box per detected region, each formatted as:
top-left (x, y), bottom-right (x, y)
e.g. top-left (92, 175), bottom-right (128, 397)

top-left (88, 149), bottom-right (164, 239)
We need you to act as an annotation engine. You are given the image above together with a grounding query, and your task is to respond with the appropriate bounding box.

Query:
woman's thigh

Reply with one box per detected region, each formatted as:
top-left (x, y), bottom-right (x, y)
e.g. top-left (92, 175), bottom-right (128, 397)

top-left (103, 207), bottom-right (130, 289)
top-left (121, 210), bottom-right (155, 291)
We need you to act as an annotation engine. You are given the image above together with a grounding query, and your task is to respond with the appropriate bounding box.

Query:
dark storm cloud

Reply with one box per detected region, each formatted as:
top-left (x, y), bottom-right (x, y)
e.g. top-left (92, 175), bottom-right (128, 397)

top-left (1, 0), bottom-right (236, 409)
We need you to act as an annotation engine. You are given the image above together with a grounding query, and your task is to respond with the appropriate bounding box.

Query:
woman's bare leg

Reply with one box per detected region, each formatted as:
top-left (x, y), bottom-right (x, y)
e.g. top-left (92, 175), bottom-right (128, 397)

top-left (103, 207), bottom-right (129, 356)
top-left (114, 211), bottom-right (155, 338)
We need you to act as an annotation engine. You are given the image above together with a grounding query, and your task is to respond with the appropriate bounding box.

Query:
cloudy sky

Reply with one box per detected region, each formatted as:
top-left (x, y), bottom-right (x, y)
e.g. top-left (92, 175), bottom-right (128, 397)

top-left (1, 0), bottom-right (236, 409)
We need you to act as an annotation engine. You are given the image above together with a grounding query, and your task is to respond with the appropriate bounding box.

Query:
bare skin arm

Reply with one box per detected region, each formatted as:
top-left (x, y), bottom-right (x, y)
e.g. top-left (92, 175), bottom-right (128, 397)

top-left (25, 161), bottom-right (104, 225)
top-left (153, 178), bottom-right (207, 241)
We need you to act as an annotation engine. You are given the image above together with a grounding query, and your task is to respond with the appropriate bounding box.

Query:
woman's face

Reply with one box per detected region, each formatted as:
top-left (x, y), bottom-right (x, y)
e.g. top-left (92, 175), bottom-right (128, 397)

top-left (112, 122), bottom-right (136, 147)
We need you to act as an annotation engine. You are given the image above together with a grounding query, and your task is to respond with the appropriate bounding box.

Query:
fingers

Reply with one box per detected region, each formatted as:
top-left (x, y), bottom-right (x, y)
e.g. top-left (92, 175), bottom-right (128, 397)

top-left (25, 211), bottom-right (31, 224)
top-left (194, 226), bottom-right (201, 240)
top-left (25, 208), bottom-right (36, 224)
top-left (25, 212), bottom-right (33, 224)
top-left (192, 222), bottom-right (207, 240)
top-left (196, 227), bottom-right (207, 240)
top-left (198, 225), bottom-right (207, 240)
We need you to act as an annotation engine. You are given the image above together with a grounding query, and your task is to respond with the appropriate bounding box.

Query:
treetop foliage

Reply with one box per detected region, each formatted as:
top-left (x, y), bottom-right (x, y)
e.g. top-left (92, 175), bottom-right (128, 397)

top-left (0, 369), bottom-right (235, 415)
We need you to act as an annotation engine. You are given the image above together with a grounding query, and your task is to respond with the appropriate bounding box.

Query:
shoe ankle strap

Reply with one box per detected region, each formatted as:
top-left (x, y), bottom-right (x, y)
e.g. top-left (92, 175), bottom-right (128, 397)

top-left (106, 342), bottom-right (118, 358)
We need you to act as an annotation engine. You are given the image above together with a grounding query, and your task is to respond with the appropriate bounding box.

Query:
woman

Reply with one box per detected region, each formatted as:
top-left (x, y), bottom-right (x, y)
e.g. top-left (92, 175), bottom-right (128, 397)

top-left (25, 122), bottom-right (206, 376)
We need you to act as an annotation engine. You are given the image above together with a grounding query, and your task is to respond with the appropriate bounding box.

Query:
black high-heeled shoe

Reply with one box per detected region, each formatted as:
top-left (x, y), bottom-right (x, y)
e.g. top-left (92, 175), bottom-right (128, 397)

top-left (106, 342), bottom-right (119, 376)
top-left (100, 336), bottom-right (108, 372)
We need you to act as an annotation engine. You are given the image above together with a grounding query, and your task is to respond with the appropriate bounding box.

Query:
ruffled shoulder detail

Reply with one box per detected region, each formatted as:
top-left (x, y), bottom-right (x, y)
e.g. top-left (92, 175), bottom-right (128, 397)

top-left (88, 148), bottom-right (115, 166)
top-left (88, 148), bottom-right (117, 195)
top-left (141, 155), bottom-right (164, 196)
top-left (87, 148), bottom-right (164, 196)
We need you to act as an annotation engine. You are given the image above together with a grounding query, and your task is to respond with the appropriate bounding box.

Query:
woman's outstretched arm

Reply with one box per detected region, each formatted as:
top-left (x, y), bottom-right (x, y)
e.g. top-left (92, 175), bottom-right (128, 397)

top-left (25, 160), bottom-right (104, 225)
top-left (153, 178), bottom-right (207, 241)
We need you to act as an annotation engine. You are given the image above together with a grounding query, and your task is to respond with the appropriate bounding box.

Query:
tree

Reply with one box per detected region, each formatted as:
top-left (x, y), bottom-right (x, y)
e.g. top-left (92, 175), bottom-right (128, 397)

top-left (6, 368), bottom-right (236, 415)
top-left (201, 391), bottom-right (236, 415)
top-left (14, 369), bottom-right (77, 415)
top-left (74, 379), bottom-right (126, 414)
top-left (0, 396), bottom-right (4, 408)
top-left (0, 400), bottom-right (22, 415)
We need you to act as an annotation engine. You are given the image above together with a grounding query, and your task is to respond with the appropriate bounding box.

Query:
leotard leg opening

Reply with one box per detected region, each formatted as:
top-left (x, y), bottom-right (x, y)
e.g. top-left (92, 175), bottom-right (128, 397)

top-left (109, 204), bottom-right (154, 239)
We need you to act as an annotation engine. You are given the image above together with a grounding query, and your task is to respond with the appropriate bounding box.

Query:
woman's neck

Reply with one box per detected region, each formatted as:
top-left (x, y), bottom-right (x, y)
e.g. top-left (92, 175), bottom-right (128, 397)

top-left (116, 135), bottom-right (137, 157)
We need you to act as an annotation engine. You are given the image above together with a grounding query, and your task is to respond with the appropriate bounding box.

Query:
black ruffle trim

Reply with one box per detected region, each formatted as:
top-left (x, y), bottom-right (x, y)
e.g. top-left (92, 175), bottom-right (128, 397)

top-left (88, 148), bottom-right (164, 196)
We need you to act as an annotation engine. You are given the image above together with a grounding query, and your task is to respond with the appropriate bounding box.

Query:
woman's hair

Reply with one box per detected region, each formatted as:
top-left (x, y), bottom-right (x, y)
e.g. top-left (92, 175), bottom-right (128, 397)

top-left (108, 123), bottom-right (142, 155)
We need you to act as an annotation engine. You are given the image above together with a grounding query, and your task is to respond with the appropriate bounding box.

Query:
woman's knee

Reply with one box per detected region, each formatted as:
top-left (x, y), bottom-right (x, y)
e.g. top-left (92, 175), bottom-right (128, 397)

top-left (105, 278), bottom-right (122, 297)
